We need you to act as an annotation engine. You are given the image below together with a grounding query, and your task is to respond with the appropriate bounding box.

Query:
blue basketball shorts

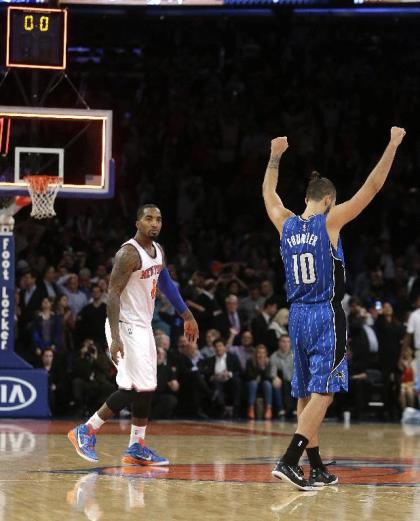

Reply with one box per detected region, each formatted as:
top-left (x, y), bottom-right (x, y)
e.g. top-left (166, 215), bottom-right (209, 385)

top-left (288, 301), bottom-right (348, 399)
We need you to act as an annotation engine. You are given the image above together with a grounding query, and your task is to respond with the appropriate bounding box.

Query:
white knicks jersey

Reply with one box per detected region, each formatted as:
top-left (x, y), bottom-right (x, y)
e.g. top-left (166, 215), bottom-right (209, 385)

top-left (119, 239), bottom-right (164, 327)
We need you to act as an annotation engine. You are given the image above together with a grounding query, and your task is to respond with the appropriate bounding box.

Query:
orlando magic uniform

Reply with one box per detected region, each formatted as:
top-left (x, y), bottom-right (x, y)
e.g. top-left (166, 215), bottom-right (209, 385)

top-left (280, 214), bottom-right (348, 398)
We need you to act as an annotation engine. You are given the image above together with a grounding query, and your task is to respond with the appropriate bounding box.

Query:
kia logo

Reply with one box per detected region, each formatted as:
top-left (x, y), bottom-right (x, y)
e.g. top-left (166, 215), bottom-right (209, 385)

top-left (0, 424), bottom-right (36, 458)
top-left (0, 377), bottom-right (37, 411)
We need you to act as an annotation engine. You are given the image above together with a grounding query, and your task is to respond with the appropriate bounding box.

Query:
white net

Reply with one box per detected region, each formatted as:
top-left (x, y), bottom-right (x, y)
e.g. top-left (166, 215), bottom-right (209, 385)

top-left (24, 176), bottom-right (63, 219)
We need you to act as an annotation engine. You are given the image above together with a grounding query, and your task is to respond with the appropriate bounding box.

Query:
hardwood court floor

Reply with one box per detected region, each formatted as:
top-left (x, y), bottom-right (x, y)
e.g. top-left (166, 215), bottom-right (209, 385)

top-left (0, 419), bottom-right (419, 521)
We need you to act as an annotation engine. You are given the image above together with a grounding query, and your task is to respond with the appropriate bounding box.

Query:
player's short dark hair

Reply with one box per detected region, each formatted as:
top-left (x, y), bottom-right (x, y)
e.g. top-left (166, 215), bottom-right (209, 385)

top-left (306, 171), bottom-right (336, 201)
top-left (213, 338), bottom-right (226, 347)
top-left (137, 204), bottom-right (160, 219)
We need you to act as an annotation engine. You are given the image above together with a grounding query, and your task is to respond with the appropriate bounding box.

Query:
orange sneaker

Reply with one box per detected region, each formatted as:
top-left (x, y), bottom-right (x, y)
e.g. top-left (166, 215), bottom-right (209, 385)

top-left (264, 405), bottom-right (272, 420)
top-left (121, 440), bottom-right (169, 466)
top-left (247, 406), bottom-right (255, 420)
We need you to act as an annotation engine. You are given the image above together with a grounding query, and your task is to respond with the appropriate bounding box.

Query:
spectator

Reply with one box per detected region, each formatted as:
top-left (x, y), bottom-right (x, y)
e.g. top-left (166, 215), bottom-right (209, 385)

top-left (169, 334), bottom-right (189, 367)
top-left (215, 294), bottom-right (246, 341)
top-left (200, 329), bottom-right (221, 359)
top-left (40, 347), bottom-right (68, 415)
top-left (39, 265), bottom-right (61, 301)
top-left (91, 264), bottom-right (108, 285)
top-left (267, 308), bottom-right (289, 352)
top-left (152, 294), bottom-right (172, 336)
top-left (228, 330), bottom-right (255, 372)
top-left (251, 297), bottom-right (278, 349)
top-left (151, 347), bottom-right (179, 419)
top-left (335, 342), bottom-right (369, 420)
top-left (97, 279), bottom-right (109, 304)
top-left (31, 297), bottom-right (62, 357)
top-left (78, 268), bottom-right (93, 300)
top-left (54, 294), bottom-right (76, 353)
top-left (404, 297), bottom-right (420, 395)
top-left (71, 339), bottom-right (115, 416)
top-left (184, 271), bottom-right (216, 335)
top-left (269, 334), bottom-right (295, 418)
top-left (260, 280), bottom-right (274, 300)
top-left (245, 344), bottom-right (275, 420)
top-left (177, 341), bottom-right (211, 419)
top-left (399, 346), bottom-right (416, 410)
top-left (173, 241), bottom-right (199, 285)
top-left (18, 270), bottom-right (44, 347)
top-left (202, 339), bottom-right (242, 418)
top-left (155, 332), bottom-right (171, 352)
top-left (348, 298), bottom-right (372, 362)
top-left (57, 274), bottom-right (89, 316)
top-left (77, 285), bottom-right (107, 349)
top-left (238, 285), bottom-right (265, 328)
top-left (375, 302), bottom-right (405, 418)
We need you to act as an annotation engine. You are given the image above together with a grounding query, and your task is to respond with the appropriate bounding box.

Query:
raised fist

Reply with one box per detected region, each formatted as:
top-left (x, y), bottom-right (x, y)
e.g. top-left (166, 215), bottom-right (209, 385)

top-left (390, 127), bottom-right (406, 147)
top-left (271, 137), bottom-right (289, 156)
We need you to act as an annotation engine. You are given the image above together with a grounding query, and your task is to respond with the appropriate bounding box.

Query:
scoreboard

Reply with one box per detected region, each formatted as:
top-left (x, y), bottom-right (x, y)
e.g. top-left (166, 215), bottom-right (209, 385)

top-left (6, 7), bottom-right (67, 70)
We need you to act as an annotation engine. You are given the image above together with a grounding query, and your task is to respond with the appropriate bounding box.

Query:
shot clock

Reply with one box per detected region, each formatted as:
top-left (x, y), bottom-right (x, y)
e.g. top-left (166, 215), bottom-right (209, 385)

top-left (6, 7), bottom-right (68, 70)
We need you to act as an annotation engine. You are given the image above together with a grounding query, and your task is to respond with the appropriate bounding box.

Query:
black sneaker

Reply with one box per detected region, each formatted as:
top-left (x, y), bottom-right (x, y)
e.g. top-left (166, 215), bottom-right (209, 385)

top-left (272, 461), bottom-right (315, 491)
top-left (308, 461), bottom-right (338, 486)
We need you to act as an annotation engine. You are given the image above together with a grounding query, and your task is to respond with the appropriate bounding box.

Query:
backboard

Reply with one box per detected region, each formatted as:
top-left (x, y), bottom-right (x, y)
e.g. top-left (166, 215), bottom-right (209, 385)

top-left (0, 106), bottom-right (114, 199)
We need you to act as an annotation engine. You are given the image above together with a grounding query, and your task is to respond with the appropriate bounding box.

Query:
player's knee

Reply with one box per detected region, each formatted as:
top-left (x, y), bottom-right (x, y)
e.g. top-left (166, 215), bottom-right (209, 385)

top-left (312, 392), bottom-right (334, 405)
top-left (106, 389), bottom-right (137, 413)
top-left (131, 391), bottom-right (153, 419)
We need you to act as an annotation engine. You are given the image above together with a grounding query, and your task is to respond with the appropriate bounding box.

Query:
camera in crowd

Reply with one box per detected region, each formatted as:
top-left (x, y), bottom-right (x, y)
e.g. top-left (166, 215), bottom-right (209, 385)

top-left (81, 339), bottom-right (98, 359)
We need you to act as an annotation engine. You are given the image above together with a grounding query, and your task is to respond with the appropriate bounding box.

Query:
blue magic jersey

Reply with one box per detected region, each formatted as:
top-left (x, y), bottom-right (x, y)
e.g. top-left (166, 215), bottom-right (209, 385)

top-left (280, 214), bottom-right (345, 305)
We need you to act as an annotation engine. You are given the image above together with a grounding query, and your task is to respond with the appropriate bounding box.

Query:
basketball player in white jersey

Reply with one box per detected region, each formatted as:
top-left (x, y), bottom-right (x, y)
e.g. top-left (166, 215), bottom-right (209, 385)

top-left (68, 204), bottom-right (199, 465)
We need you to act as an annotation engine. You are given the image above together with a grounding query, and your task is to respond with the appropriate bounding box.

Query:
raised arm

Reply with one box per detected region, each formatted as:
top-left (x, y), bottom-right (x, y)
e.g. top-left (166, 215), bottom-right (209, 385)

top-left (262, 137), bottom-right (294, 236)
top-left (327, 127), bottom-right (406, 234)
top-left (107, 245), bottom-right (140, 363)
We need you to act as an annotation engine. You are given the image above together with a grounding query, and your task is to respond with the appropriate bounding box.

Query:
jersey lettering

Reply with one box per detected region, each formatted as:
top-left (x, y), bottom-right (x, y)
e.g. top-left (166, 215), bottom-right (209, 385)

top-left (280, 215), bottom-right (345, 304)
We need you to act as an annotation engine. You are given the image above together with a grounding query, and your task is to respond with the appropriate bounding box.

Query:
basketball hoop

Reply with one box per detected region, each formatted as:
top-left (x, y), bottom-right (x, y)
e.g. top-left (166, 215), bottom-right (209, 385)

top-left (24, 175), bottom-right (63, 219)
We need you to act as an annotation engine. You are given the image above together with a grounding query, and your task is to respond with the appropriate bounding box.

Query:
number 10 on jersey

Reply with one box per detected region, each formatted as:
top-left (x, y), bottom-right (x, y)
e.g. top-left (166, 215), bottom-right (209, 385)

top-left (292, 253), bottom-right (316, 284)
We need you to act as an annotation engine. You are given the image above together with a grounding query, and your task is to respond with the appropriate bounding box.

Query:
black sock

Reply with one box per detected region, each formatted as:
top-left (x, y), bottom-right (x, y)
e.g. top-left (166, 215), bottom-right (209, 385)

top-left (281, 434), bottom-right (309, 466)
top-left (306, 446), bottom-right (323, 469)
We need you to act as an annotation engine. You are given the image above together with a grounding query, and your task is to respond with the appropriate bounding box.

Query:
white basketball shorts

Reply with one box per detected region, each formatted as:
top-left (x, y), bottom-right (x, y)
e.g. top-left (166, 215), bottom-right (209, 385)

top-left (105, 319), bottom-right (157, 392)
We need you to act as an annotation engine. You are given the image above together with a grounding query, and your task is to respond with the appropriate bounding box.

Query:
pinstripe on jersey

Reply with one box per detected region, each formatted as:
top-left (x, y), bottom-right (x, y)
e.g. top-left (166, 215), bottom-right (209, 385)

top-left (280, 214), bottom-right (345, 305)
top-left (280, 213), bottom-right (348, 397)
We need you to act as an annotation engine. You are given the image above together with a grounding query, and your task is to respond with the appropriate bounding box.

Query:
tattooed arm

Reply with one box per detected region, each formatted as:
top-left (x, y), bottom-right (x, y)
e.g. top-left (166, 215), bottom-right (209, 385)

top-left (263, 137), bottom-right (294, 237)
top-left (107, 245), bottom-right (140, 363)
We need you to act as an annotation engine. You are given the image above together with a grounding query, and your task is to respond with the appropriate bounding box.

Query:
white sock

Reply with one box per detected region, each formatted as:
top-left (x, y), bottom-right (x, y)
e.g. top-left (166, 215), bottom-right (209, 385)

top-left (86, 412), bottom-right (105, 432)
top-left (129, 425), bottom-right (146, 446)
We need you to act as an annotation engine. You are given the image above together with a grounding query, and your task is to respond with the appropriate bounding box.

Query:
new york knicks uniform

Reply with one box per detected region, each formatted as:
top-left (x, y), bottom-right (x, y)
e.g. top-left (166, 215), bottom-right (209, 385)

top-left (105, 239), bottom-right (163, 392)
top-left (280, 214), bottom-right (348, 398)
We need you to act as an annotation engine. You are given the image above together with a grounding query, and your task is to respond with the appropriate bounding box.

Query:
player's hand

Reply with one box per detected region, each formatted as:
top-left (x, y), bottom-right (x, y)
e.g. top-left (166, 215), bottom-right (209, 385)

top-left (271, 137), bottom-right (289, 156)
top-left (110, 337), bottom-right (124, 364)
top-left (390, 126), bottom-right (406, 147)
top-left (184, 317), bottom-right (199, 344)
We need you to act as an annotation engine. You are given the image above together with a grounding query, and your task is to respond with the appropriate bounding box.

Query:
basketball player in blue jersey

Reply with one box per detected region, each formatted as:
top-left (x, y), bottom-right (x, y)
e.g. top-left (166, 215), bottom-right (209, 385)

top-left (264, 127), bottom-right (406, 490)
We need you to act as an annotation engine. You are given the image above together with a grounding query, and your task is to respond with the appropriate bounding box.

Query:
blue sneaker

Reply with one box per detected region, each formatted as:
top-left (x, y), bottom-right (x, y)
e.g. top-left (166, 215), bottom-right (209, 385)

top-left (68, 424), bottom-right (98, 463)
top-left (122, 441), bottom-right (169, 466)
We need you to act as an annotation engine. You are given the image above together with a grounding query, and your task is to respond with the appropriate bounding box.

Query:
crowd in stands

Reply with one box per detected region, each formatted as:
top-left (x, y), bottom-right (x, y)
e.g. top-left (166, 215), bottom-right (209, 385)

top-left (4, 11), bottom-right (420, 419)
